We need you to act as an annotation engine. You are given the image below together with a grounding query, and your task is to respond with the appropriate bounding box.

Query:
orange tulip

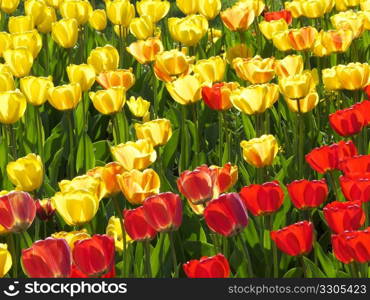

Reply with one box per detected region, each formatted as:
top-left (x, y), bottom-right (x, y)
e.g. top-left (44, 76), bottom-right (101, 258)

top-left (221, 3), bottom-right (255, 31)
top-left (96, 69), bottom-right (135, 90)
top-left (288, 26), bottom-right (318, 51)
top-left (126, 37), bottom-right (164, 64)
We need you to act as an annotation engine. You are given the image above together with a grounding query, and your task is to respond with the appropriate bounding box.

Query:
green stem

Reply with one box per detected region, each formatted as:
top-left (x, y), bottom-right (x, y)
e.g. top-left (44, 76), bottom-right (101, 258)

top-left (299, 256), bottom-right (308, 278)
top-left (328, 170), bottom-right (340, 201)
top-left (218, 110), bottom-right (224, 165)
top-left (238, 233), bottom-right (254, 277)
top-left (66, 110), bottom-right (75, 178)
top-left (112, 113), bottom-right (122, 145)
top-left (268, 215), bottom-right (279, 278)
top-left (168, 231), bottom-right (178, 277)
top-left (35, 106), bottom-right (44, 160)
top-left (152, 69), bottom-right (158, 118)
top-left (7, 234), bottom-right (17, 278)
top-left (113, 195), bottom-right (126, 278)
top-left (7, 124), bottom-right (17, 159)
top-left (192, 103), bottom-right (200, 166)
top-left (144, 240), bottom-right (152, 278)
top-left (363, 201), bottom-right (369, 228)
top-left (20, 231), bottom-right (33, 248)
top-left (349, 262), bottom-right (358, 278)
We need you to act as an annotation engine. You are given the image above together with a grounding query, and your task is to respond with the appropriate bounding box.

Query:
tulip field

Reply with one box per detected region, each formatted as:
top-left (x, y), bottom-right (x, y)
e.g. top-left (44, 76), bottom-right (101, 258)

top-left (1, 0), bottom-right (370, 280)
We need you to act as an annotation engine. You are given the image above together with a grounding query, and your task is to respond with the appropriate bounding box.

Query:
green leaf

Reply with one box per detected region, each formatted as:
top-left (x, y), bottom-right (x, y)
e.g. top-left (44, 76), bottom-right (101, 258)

top-left (314, 242), bottom-right (336, 277)
top-left (283, 267), bottom-right (303, 278)
top-left (303, 256), bottom-right (326, 278)
top-left (48, 148), bottom-right (64, 185)
top-left (162, 129), bottom-right (179, 169)
top-left (93, 140), bottom-right (110, 162)
top-left (151, 233), bottom-right (170, 278)
top-left (76, 133), bottom-right (95, 174)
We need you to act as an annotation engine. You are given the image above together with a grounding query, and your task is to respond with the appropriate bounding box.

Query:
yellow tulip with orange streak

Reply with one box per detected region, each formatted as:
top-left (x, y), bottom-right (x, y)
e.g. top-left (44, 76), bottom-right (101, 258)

top-left (274, 55), bottom-right (304, 78)
top-left (96, 69), bottom-right (135, 90)
top-left (126, 37), bottom-right (164, 64)
top-left (220, 2), bottom-right (255, 31)
top-left (232, 56), bottom-right (275, 84)
top-left (154, 49), bottom-right (192, 82)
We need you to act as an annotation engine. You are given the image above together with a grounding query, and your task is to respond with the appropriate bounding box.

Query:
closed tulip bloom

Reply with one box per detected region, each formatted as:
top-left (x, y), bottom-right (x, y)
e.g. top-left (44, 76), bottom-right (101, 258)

top-left (0, 90), bottom-right (27, 124)
top-left (204, 193), bottom-right (248, 237)
top-left (194, 56), bottom-right (226, 84)
top-left (264, 9), bottom-right (292, 24)
top-left (211, 163), bottom-right (238, 194)
top-left (73, 235), bottom-right (115, 277)
top-left (11, 30), bottom-right (42, 58)
top-left (284, 91), bottom-right (319, 113)
top-left (198, 0), bottom-right (221, 20)
top-left (239, 181), bottom-right (284, 216)
top-left (183, 254), bottom-right (230, 278)
top-left (335, 63), bottom-right (370, 90)
top-left (0, 32), bottom-right (12, 58)
top-left (67, 64), bottom-right (96, 92)
top-left (166, 75), bottom-right (202, 105)
top-left (126, 37), bottom-right (164, 64)
top-left (124, 207), bottom-right (157, 241)
top-left (60, 0), bottom-right (92, 26)
top-left (339, 155), bottom-right (370, 178)
top-left (331, 10), bottom-right (365, 38)
top-left (129, 16), bottom-right (154, 40)
top-left (106, 0), bottom-right (135, 27)
top-left (37, 7), bottom-right (57, 34)
top-left (106, 216), bottom-right (132, 252)
top-left (8, 16), bottom-right (34, 34)
top-left (202, 82), bottom-right (239, 111)
top-left (319, 29), bottom-right (353, 54)
top-left (97, 69), bottom-right (135, 90)
top-left (301, 0), bottom-right (334, 18)
top-left (340, 176), bottom-right (370, 202)
top-left (24, 0), bottom-right (47, 26)
top-left (284, 1), bottom-right (303, 18)
top-left (0, 191), bottom-right (36, 233)
top-left (0, 0), bottom-right (20, 14)
top-left (51, 190), bottom-right (99, 226)
top-left (6, 154), bottom-right (43, 192)
top-left (238, 0), bottom-right (266, 16)
top-left (35, 198), bottom-right (55, 221)
top-left (168, 15), bottom-right (208, 46)
top-left (21, 238), bottom-right (72, 278)
top-left (0, 72), bottom-right (15, 92)
top-left (225, 44), bottom-right (253, 64)
top-left (135, 118), bottom-right (172, 146)
top-left (0, 244), bottom-right (12, 278)
top-left (59, 175), bottom-right (104, 201)
top-left (127, 96), bottom-right (150, 118)
top-left (220, 3), bottom-right (255, 31)
top-left (259, 19), bottom-right (289, 40)
top-left (136, 0), bottom-right (170, 23)
top-left (48, 83), bottom-right (82, 111)
top-left (176, 0), bottom-right (198, 14)
top-left (288, 27), bottom-right (318, 51)
top-left (329, 107), bottom-right (365, 136)
top-left (271, 221), bottom-right (314, 256)
top-left (230, 83), bottom-right (279, 115)
top-left (117, 169), bottom-right (160, 205)
top-left (232, 56), bottom-right (275, 84)
top-left (279, 70), bottom-right (316, 99)
top-left (51, 229), bottom-right (90, 249)
top-left (20, 76), bottom-right (54, 106)
top-left (272, 30), bottom-right (292, 51)
top-left (87, 45), bottom-right (119, 74)
top-left (154, 49), bottom-right (192, 82)
top-left (240, 135), bottom-right (278, 168)
top-left (287, 179), bottom-right (328, 209)
top-left (51, 18), bottom-right (79, 48)
top-left (3, 48), bottom-right (33, 78)
top-left (274, 55), bottom-right (304, 78)
top-left (354, 100), bottom-right (370, 125)
top-left (111, 139), bottom-right (157, 171)
top-left (89, 9), bottom-right (107, 31)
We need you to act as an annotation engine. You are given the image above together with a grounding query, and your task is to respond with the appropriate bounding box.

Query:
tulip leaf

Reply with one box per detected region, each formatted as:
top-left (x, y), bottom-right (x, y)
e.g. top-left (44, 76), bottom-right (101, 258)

top-left (162, 129), bottom-right (180, 169)
top-left (283, 267), bottom-right (303, 278)
top-left (314, 242), bottom-right (336, 277)
top-left (183, 241), bottom-right (215, 258)
top-left (93, 140), bottom-right (111, 162)
top-left (151, 233), bottom-right (170, 278)
top-left (303, 256), bottom-right (326, 278)
top-left (48, 148), bottom-right (64, 185)
top-left (76, 133), bottom-right (95, 174)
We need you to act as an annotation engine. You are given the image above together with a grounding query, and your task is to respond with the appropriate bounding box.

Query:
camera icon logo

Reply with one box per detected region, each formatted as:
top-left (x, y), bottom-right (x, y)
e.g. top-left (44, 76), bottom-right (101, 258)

top-left (3, 281), bottom-right (20, 297)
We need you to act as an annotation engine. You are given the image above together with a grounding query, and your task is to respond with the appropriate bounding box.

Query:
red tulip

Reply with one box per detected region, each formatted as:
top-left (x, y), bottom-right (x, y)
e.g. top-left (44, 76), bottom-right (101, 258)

top-left (323, 200), bottom-right (365, 234)
top-left (239, 181), bottom-right (284, 216)
top-left (264, 10), bottom-right (292, 24)
top-left (329, 107), bottom-right (365, 137)
top-left (211, 163), bottom-right (238, 194)
top-left (364, 85), bottom-right (370, 98)
top-left (71, 264), bottom-right (116, 278)
top-left (204, 193), bottom-right (248, 237)
top-left (124, 206), bottom-right (157, 241)
top-left (143, 192), bottom-right (182, 232)
top-left (270, 221), bottom-right (314, 256)
top-left (336, 140), bottom-right (358, 162)
top-left (35, 198), bottom-right (55, 221)
top-left (352, 100), bottom-right (370, 125)
top-left (183, 254), bottom-right (230, 278)
top-left (287, 179), bottom-right (328, 209)
top-left (202, 83), bottom-right (233, 111)
top-left (0, 191), bottom-right (36, 233)
top-left (73, 235), bottom-right (115, 277)
top-left (339, 155), bottom-right (370, 178)
top-left (340, 176), bottom-right (370, 202)
top-left (21, 238), bottom-right (72, 278)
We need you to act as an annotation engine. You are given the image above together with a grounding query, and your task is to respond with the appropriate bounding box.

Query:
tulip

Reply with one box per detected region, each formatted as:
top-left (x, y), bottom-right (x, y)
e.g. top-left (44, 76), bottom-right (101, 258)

top-left (230, 83), bottom-right (279, 115)
top-left (73, 235), bottom-right (115, 277)
top-left (89, 9), bottom-right (107, 31)
top-left (264, 9), bottom-right (292, 24)
top-left (3, 48), bottom-right (33, 78)
top-left (135, 118), bottom-right (172, 146)
top-left (129, 16), bottom-right (154, 40)
top-left (331, 10), bottom-right (365, 38)
top-left (340, 176), bottom-right (370, 202)
top-left (225, 44), bottom-right (253, 64)
top-left (106, 216), bottom-right (132, 252)
top-left (96, 69), bottom-right (135, 90)
top-left (0, 72), bottom-right (15, 92)
top-left (271, 221), bottom-right (314, 256)
top-left (136, 0), bottom-right (170, 23)
top-left (315, 29), bottom-right (353, 56)
top-left (6, 153), bottom-right (43, 192)
top-left (284, 91), bottom-right (319, 113)
top-left (51, 190), bottom-right (99, 226)
top-left (339, 155), bottom-right (370, 178)
top-left (35, 198), bottom-right (55, 221)
top-left (11, 30), bottom-right (42, 59)
top-left (89, 87), bottom-right (126, 115)
top-left (126, 37), bottom-right (164, 64)
top-left (204, 193), bottom-right (248, 237)
top-left (300, 0), bottom-right (334, 18)
top-left (329, 107), bottom-right (365, 137)
top-left (279, 70), bottom-right (316, 100)
top-left (106, 0), bottom-right (135, 27)
top-left (166, 75), bottom-right (202, 105)
top-left (111, 139), bottom-right (157, 171)
top-left (354, 100), bottom-right (370, 125)
top-left (117, 168), bottom-right (160, 205)
top-left (272, 30), bottom-right (293, 51)
top-left (123, 207), bottom-right (157, 241)
top-left (287, 179), bottom-right (328, 209)
top-left (362, 0), bottom-right (370, 11)
top-left (238, 0), bottom-right (265, 16)
top-left (199, 0), bottom-right (221, 20)
top-left (202, 82), bottom-right (239, 111)
top-left (8, 16), bottom-right (34, 34)
top-left (24, 0), bottom-right (47, 26)
top-left (274, 55), bottom-right (304, 78)
top-left (20, 76), bottom-right (54, 106)
top-left (47, 83), bottom-right (82, 111)
top-left (143, 192), bottom-right (183, 232)
top-left (176, 0), bottom-right (198, 15)
top-left (67, 64), bottom-right (95, 92)
top-left (87, 45), bottom-right (119, 74)
top-left (60, 0), bottom-right (92, 26)
top-left (183, 254), bottom-right (230, 278)
top-left (239, 181), bottom-right (284, 216)
top-left (0, 0), bottom-right (20, 14)
top-left (232, 56), bottom-right (275, 84)
top-left (240, 135), bottom-right (278, 168)
top-left (331, 230), bottom-right (356, 264)
top-left (59, 175), bottom-right (104, 201)
top-left (113, 24), bottom-right (128, 38)
top-left (0, 191), bottom-right (36, 233)
top-left (37, 6), bottom-right (57, 34)
top-left (70, 263), bottom-right (116, 278)
top-left (0, 90), bottom-right (27, 124)
top-left (51, 18), bottom-right (79, 48)
top-left (193, 56), bottom-right (226, 84)
top-left (0, 244), bottom-right (12, 278)
top-left (127, 96), bottom-right (150, 118)
top-left (154, 49), bottom-right (192, 82)
top-left (0, 32), bottom-right (12, 58)
top-left (220, 3), bottom-right (255, 31)
top-left (287, 27), bottom-right (318, 51)
top-left (211, 163), bottom-right (238, 194)
top-left (51, 230), bottom-right (90, 249)
top-left (259, 19), bottom-right (288, 40)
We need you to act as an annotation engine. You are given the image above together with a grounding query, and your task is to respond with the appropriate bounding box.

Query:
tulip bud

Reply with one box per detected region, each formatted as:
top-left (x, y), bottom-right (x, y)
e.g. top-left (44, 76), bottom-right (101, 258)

top-left (20, 76), bottom-right (54, 106)
top-left (3, 48), bottom-right (34, 78)
top-left (0, 0), bottom-right (20, 14)
top-left (24, 0), bottom-right (47, 26)
top-left (127, 96), bottom-right (150, 118)
top-left (287, 179), bottom-right (329, 209)
top-left (35, 198), bottom-right (55, 221)
top-left (87, 45), bottom-right (119, 74)
top-left (274, 55), bottom-right (304, 77)
top-left (134, 118), bottom-right (172, 146)
top-left (259, 19), bottom-right (288, 40)
top-left (8, 16), bottom-right (34, 34)
top-left (0, 72), bottom-right (15, 92)
top-left (199, 0), bottom-right (221, 20)
top-left (272, 30), bottom-right (292, 51)
top-left (329, 107), bottom-right (365, 136)
top-left (284, 91), bottom-right (319, 113)
top-left (279, 70), bottom-right (317, 99)
top-left (166, 75), bottom-right (202, 105)
top-left (0, 90), bottom-right (27, 124)
top-left (136, 0), bottom-right (170, 23)
top-left (96, 69), bottom-right (135, 90)
top-left (0, 244), bottom-right (12, 278)
top-left (106, 216), bottom-right (132, 252)
top-left (89, 9), bottom-right (107, 31)
top-left (106, 0), bottom-right (135, 27)
top-left (52, 18), bottom-right (79, 48)
top-left (60, 0), bottom-right (92, 25)
top-left (47, 83), bottom-right (82, 111)
top-left (202, 82), bottom-right (239, 111)
top-left (37, 6), bottom-right (57, 34)
top-left (340, 176), bottom-right (370, 203)
top-left (67, 64), bottom-right (96, 92)
top-left (129, 16), bottom-right (154, 40)
top-left (89, 87), bottom-right (126, 115)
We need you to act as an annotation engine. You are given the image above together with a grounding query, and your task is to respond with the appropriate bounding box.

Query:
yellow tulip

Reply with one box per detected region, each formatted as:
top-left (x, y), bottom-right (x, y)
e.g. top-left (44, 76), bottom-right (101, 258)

top-left (176, 0), bottom-right (198, 15)
top-left (89, 87), bottom-right (126, 115)
top-left (0, 72), bottom-right (15, 92)
top-left (230, 83), bottom-right (279, 115)
top-left (116, 168), bottom-right (160, 205)
top-left (0, 32), bottom-right (12, 57)
top-left (313, 29), bottom-right (353, 57)
top-left (60, 0), bottom-right (92, 25)
top-left (24, 0), bottom-right (47, 26)
top-left (51, 190), bottom-right (99, 226)
top-left (240, 134), bottom-right (278, 168)
top-left (336, 0), bottom-right (361, 11)
top-left (279, 70), bottom-right (317, 99)
top-left (199, 0), bottom-right (221, 20)
top-left (208, 28), bottom-right (222, 44)
top-left (322, 68), bottom-right (343, 90)
top-left (135, 118), bottom-right (172, 146)
top-left (0, 244), bottom-right (12, 278)
top-left (232, 56), bottom-right (275, 84)
top-left (8, 16), bottom-right (34, 34)
top-left (106, 0), bottom-right (135, 27)
top-left (59, 174), bottom-right (104, 201)
top-left (89, 9), bottom-right (107, 31)
top-left (285, 1), bottom-right (303, 18)
top-left (166, 75), bottom-right (202, 105)
top-left (20, 76), bottom-right (54, 106)
top-left (272, 30), bottom-right (292, 51)
top-left (331, 10), bottom-right (365, 38)
top-left (284, 91), bottom-right (319, 113)
top-left (259, 19), bottom-right (288, 40)
top-left (6, 153), bottom-right (43, 192)
top-left (0, 90), bottom-right (26, 124)
top-left (126, 37), bottom-right (164, 64)
top-left (51, 230), bottom-right (90, 249)
top-left (67, 64), bottom-right (96, 92)
top-left (106, 216), bottom-right (132, 252)
top-left (287, 26), bottom-right (318, 51)
top-left (111, 139), bottom-right (157, 171)
top-left (127, 96), bottom-right (150, 118)
top-left (37, 6), bottom-right (57, 34)
top-left (300, 0), bottom-right (334, 18)
top-left (11, 30), bottom-right (42, 58)
top-left (113, 25), bottom-right (129, 38)
top-left (220, 2), bottom-right (255, 32)
top-left (361, 0), bottom-right (370, 11)
top-left (51, 18), bottom-right (79, 48)
top-left (224, 44), bottom-right (253, 64)
top-left (193, 56), bottom-right (226, 84)
top-left (96, 69), bottom-right (135, 90)
top-left (47, 83), bottom-right (82, 110)
top-left (129, 16), bottom-right (154, 40)
top-left (274, 55), bottom-right (304, 77)
top-left (45, 0), bottom-right (62, 8)
top-left (87, 45), bottom-right (119, 74)
top-left (0, 0), bottom-right (20, 14)
top-left (136, 0), bottom-right (170, 23)
top-left (359, 11), bottom-right (370, 30)
top-left (238, 0), bottom-right (265, 16)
